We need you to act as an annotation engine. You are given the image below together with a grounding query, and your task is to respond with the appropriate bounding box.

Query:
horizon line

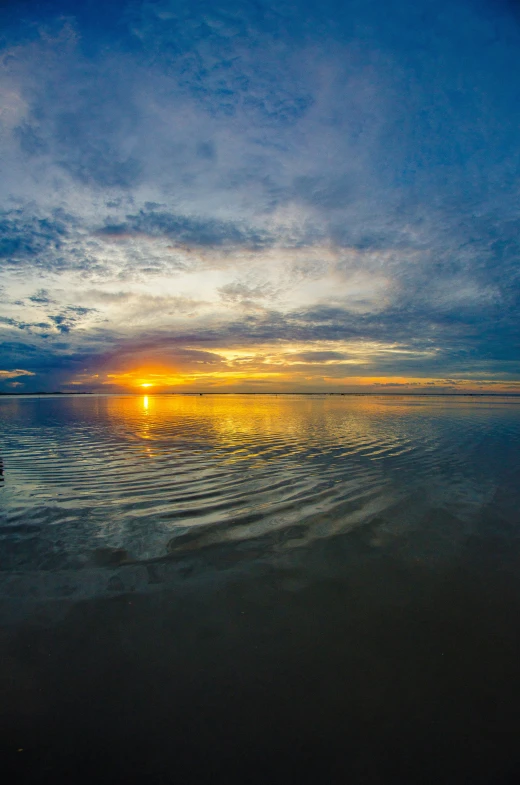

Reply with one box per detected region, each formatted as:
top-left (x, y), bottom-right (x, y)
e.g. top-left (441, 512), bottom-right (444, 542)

top-left (2, 391), bottom-right (520, 398)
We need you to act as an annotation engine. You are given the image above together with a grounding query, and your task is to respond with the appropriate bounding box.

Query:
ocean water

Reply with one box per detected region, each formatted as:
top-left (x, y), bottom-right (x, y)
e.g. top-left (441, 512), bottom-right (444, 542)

top-left (1, 394), bottom-right (520, 784)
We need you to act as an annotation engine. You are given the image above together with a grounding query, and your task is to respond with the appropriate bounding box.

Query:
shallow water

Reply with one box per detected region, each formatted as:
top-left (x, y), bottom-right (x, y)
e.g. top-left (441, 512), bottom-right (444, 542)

top-left (1, 394), bottom-right (520, 784)
top-left (1, 394), bottom-right (519, 572)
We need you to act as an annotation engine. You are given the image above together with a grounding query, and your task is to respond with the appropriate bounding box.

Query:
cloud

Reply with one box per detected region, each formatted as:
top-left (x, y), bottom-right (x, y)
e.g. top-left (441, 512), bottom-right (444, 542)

top-left (0, 208), bottom-right (71, 267)
top-left (218, 281), bottom-right (277, 304)
top-left (123, 0), bottom-right (314, 124)
top-left (97, 209), bottom-right (271, 250)
top-left (0, 0), bottom-right (520, 390)
top-left (0, 303), bottom-right (98, 336)
top-left (289, 351), bottom-right (349, 363)
top-left (0, 368), bottom-right (35, 379)
top-left (0, 316), bottom-right (52, 334)
top-left (28, 289), bottom-right (55, 305)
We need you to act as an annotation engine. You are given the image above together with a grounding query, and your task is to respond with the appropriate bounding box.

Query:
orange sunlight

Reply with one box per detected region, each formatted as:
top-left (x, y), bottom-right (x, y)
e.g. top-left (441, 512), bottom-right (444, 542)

top-left (99, 369), bottom-right (520, 394)
top-left (69, 356), bottom-right (520, 394)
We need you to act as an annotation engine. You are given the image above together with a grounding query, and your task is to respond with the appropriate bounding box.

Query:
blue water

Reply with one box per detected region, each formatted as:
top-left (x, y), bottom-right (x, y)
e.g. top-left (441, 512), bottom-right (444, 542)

top-left (1, 394), bottom-right (520, 784)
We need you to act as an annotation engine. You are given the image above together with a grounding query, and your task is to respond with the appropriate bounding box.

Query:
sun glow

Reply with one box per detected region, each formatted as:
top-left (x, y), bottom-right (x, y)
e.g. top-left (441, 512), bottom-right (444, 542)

top-left (70, 343), bottom-right (520, 395)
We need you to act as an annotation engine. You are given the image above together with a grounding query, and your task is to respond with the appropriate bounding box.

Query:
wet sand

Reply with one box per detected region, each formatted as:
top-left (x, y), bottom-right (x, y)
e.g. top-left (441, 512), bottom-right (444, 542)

top-left (2, 526), bottom-right (520, 785)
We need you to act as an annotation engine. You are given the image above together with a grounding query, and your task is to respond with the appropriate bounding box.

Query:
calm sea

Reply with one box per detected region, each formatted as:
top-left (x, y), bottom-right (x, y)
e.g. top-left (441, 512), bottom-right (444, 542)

top-left (1, 394), bottom-right (520, 784)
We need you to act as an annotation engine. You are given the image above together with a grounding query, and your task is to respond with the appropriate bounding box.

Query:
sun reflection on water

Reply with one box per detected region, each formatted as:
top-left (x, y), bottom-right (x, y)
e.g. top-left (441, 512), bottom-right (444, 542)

top-left (0, 392), bottom-right (516, 571)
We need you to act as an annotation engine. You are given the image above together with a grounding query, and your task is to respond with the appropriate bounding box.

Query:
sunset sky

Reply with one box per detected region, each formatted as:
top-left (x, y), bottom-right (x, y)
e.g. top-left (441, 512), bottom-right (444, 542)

top-left (1, 0), bottom-right (520, 393)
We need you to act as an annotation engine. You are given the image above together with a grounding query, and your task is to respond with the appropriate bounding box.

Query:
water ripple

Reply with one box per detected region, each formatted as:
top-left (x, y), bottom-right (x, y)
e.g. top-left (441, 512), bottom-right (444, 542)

top-left (0, 394), bottom-right (519, 572)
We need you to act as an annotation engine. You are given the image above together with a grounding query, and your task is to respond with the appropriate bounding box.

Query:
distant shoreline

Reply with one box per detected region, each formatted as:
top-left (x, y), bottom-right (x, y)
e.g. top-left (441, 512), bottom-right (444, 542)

top-left (1, 391), bottom-right (520, 398)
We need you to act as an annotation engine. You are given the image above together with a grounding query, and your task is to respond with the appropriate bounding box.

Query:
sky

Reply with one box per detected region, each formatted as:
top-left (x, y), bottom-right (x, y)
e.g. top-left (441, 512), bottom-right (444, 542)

top-left (1, 0), bottom-right (520, 394)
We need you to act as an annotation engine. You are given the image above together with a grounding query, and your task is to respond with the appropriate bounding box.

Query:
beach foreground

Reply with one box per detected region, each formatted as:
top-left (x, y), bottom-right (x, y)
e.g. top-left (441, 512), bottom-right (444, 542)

top-left (1, 395), bottom-right (519, 784)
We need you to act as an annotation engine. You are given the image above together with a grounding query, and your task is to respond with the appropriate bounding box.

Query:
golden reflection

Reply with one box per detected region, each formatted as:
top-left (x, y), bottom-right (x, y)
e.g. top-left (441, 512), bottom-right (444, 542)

top-left (103, 392), bottom-right (455, 454)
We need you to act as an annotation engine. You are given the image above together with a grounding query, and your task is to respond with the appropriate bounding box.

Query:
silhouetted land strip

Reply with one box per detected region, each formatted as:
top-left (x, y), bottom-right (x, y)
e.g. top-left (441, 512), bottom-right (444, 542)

top-left (1, 391), bottom-right (520, 397)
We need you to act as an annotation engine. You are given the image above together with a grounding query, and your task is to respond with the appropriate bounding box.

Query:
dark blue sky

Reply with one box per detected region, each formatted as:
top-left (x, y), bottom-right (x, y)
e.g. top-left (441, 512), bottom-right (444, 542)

top-left (1, 0), bottom-right (519, 392)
